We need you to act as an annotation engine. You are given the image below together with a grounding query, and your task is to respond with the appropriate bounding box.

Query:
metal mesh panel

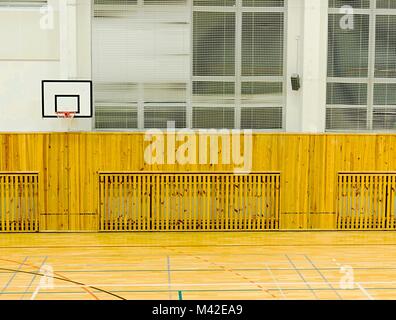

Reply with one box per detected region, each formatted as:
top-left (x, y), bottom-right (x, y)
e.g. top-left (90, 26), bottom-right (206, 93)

top-left (241, 82), bottom-right (283, 104)
top-left (95, 105), bottom-right (138, 129)
top-left (93, 1), bottom-right (285, 130)
top-left (326, 108), bottom-right (367, 130)
top-left (375, 15), bottom-right (396, 78)
top-left (193, 0), bottom-right (235, 6)
top-left (193, 11), bottom-right (235, 77)
top-left (193, 82), bottom-right (235, 104)
top-left (192, 2), bottom-right (285, 129)
top-left (93, 0), bottom-right (189, 129)
top-left (193, 107), bottom-right (235, 129)
top-left (327, 83), bottom-right (368, 105)
top-left (327, 14), bottom-right (369, 78)
top-left (377, 0), bottom-right (396, 8)
top-left (242, 12), bottom-right (284, 76)
top-left (373, 108), bottom-right (396, 130)
top-left (241, 107), bottom-right (282, 129)
top-left (243, 0), bottom-right (284, 6)
top-left (329, 0), bottom-right (370, 8)
top-left (326, 1), bottom-right (396, 131)
top-left (144, 106), bottom-right (186, 129)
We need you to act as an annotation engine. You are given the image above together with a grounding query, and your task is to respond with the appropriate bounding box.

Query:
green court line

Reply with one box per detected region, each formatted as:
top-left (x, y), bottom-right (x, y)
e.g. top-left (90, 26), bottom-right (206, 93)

top-left (304, 255), bottom-right (343, 300)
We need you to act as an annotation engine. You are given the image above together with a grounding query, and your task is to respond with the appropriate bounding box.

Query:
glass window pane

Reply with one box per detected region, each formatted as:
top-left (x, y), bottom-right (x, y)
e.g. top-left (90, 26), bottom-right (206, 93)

top-left (193, 12), bottom-right (235, 76)
top-left (327, 83), bottom-right (368, 105)
top-left (242, 12), bottom-right (284, 76)
top-left (375, 15), bottom-right (396, 78)
top-left (241, 107), bottom-right (282, 129)
top-left (193, 107), bottom-right (235, 129)
top-left (328, 14), bottom-right (369, 78)
top-left (328, 0), bottom-right (370, 8)
top-left (243, 0), bottom-right (284, 7)
top-left (326, 108), bottom-right (367, 130)
top-left (144, 106), bottom-right (187, 128)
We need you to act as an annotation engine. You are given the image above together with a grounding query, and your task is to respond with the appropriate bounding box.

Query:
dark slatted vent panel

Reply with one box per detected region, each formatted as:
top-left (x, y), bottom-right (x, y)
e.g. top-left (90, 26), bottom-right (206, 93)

top-left (144, 106), bottom-right (186, 129)
top-left (145, 0), bottom-right (187, 4)
top-left (193, 11), bottom-right (236, 77)
top-left (377, 0), bottom-right (396, 8)
top-left (193, 107), bottom-right (235, 129)
top-left (95, 105), bottom-right (138, 129)
top-left (327, 83), bottom-right (368, 105)
top-left (329, 0), bottom-right (370, 8)
top-left (194, 0), bottom-right (235, 5)
top-left (327, 14), bottom-right (369, 78)
top-left (93, 0), bottom-right (189, 129)
top-left (373, 109), bottom-right (396, 130)
top-left (375, 15), bottom-right (396, 78)
top-left (242, 12), bottom-right (284, 76)
top-left (143, 83), bottom-right (187, 104)
top-left (374, 83), bottom-right (396, 105)
top-left (241, 82), bottom-right (283, 104)
top-left (193, 82), bottom-right (235, 104)
top-left (243, 0), bottom-right (284, 6)
top-left (241, 107), bottom-right (282, 129)
top-left (326, 108), bottom-right (367, 130)
top-left (327, 1), bottom-right (396, 132)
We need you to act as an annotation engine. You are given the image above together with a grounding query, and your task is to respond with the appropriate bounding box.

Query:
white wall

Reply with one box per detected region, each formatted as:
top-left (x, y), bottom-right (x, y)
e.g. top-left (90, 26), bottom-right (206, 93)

top-left (0, 0), bottom-right (91, 132)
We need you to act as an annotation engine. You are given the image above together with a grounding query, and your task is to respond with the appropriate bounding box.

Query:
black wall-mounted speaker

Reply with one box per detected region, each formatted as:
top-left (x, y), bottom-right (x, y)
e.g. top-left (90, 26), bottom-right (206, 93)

top-left (291, 74), bottom-right (301, 91)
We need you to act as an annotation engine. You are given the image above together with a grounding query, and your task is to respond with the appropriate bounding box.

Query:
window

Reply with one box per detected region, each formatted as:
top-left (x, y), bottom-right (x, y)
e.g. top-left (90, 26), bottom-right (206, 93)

top-left (192, 0), bottom-right (285, 129)
top-left (93, 0), bottom-right (286, 130)
top-left (327, 0), bottom-right (396, 131)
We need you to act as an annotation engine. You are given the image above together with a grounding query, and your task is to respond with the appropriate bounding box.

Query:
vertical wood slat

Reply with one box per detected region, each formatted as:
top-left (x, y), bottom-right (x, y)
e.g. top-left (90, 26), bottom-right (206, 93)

top-left (337, 173), bottom-right (396, 230)
top-left (98, 172), bottom-right (280, 232)
top-left (0, 173), bottom-right (39, 233)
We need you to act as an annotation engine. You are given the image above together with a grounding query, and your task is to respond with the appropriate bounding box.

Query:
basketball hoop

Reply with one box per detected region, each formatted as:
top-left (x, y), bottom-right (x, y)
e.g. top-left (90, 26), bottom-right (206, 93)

top-left (56, 111), bottom-right (76, 119)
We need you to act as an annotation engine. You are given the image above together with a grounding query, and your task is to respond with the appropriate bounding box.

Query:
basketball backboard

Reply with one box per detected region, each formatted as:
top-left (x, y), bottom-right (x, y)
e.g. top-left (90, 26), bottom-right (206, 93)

top-left (41, 80), bottom-right (93, 118)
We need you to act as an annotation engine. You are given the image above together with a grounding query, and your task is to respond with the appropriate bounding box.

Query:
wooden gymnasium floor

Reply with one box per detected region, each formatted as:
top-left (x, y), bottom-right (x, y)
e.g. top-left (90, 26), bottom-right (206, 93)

top-left (0, 231), bottom-right (396, 300)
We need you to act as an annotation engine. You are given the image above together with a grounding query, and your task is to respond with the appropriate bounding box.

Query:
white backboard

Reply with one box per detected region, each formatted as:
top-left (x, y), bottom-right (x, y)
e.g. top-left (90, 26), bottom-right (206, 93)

top-left (42, 80), bottom-right (92, 118)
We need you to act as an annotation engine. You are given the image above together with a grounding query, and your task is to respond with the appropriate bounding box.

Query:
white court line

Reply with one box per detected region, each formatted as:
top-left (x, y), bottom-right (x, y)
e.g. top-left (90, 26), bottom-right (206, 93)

top-left (30, 285), bottom-right (41, 300)
top-left (266, 265), bottom-right (286, 299)
top-left (356, 283), bottom-right (375, 300)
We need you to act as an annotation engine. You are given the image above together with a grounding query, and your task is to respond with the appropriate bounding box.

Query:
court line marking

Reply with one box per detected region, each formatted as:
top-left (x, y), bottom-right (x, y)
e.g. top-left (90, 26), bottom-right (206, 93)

top-left (265, 265), bottom-right (286, 299)
top-left (285, 255), bottom-right (319, 300)
top-left (356, 283), bottom-right (375, 300)
top-left (0, 256), bottom-right (28, 295)
top-left (167, 256), bottom-right (172, 300)
top-left (20, 256), bottom-right (47, 301)
top-left (5, 280), bottom-right (388, 288)
top-left (304, 255), bottom-right (343, 300)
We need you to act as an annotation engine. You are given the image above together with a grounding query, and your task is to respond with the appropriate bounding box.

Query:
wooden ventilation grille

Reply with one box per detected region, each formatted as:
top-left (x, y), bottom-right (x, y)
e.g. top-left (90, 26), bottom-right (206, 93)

top-left (0, 173), bottom-right (39, 232)
top-left (337, 173), bottom-right (396, 230)
top-left (99, 172), bottom-right (280, 231)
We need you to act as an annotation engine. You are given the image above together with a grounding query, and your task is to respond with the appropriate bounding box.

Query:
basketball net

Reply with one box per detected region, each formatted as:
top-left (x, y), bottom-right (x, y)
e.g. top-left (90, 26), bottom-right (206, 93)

top-left (56, 112), bottom-right (76, 132)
